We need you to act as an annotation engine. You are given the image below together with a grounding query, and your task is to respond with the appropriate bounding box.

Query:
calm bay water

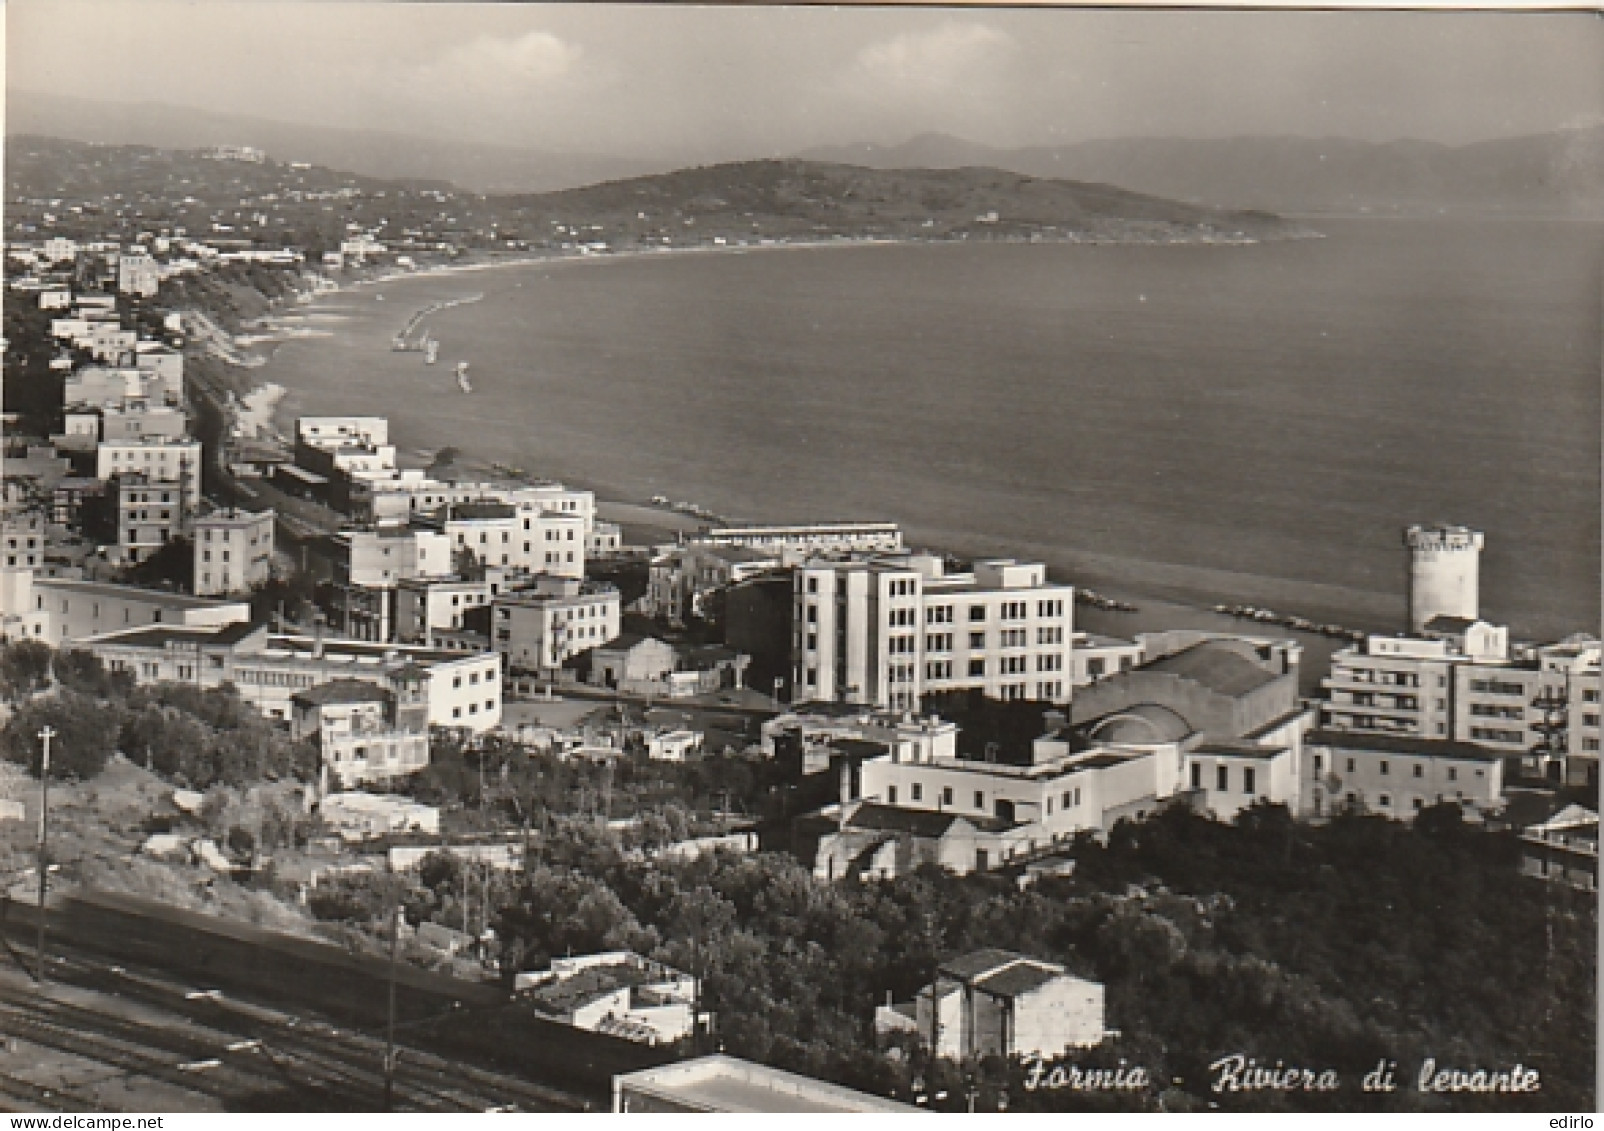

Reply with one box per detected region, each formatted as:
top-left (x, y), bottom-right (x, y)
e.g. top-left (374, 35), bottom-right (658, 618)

top-left (264, 219), bottom-right (1602, 642)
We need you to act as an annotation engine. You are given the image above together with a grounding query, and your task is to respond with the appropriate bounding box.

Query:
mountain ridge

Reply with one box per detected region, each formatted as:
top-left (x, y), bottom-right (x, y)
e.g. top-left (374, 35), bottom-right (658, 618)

top-left (799, 128), bottom-right (1604, 216)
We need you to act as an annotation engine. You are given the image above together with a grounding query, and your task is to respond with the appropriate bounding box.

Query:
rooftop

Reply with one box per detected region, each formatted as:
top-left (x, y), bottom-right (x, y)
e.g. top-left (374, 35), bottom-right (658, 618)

top-left (1191, 741), bottom-right (1290, 760)
top-left (1423, 615), bottom-right (1480, 635)
top-left (291, 678), bottom-right (392, 707)
top-left (1306, 729), bottom-right (1505, 762)
top-left (1142, 641), bottom-right (1281, 697)
top-left (615, 1055), bottom-right (919, 1114)
top-left (525, 963), bottom-right (651, 1016)
top-left (847, 802), bottom-right (1016, 836)
top-left (34, 577), bottom-right (250, 612)
top-left (939, 947), bottom-right (1035, 982)
top-left (975, 961), bottom-right (1076, 999)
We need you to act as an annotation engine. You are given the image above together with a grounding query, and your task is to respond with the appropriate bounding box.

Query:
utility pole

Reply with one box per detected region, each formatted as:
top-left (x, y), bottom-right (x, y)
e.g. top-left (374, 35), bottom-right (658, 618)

top-left (35, 726), bottom-right (54, 984)
top-left (385, 888), bottom-right (399, 1111)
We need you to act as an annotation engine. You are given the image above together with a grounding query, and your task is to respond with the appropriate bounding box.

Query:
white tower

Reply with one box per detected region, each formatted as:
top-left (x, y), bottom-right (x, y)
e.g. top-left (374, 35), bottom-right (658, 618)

top-left (1404, 524), bottom-right (1484, 633)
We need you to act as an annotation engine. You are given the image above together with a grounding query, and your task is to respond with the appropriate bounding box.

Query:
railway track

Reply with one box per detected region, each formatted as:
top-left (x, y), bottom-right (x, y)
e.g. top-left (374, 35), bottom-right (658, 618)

top-left (0, 951), bottom-right (579, 1112)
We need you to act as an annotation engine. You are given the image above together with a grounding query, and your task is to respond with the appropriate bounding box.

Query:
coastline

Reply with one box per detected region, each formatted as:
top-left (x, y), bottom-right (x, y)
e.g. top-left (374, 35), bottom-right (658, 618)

top-left (219, 228), bottom-right (1585, 684)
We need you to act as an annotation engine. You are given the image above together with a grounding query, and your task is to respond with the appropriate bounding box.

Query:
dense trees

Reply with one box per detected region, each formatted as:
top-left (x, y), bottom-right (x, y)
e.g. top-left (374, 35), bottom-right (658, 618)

top-left (477, 803), bottom-right (1593, 1112)
top-left (0, 646), bottom-right (316, 789)
top-left (0, 639), bottom-right (54, 701)
top-left (0, 691), bottom-right (122, 779)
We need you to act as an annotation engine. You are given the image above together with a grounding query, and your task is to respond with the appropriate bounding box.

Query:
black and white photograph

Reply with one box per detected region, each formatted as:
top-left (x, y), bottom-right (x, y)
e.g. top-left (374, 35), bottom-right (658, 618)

top-left (0, 0), bottom-right (1598, 1116)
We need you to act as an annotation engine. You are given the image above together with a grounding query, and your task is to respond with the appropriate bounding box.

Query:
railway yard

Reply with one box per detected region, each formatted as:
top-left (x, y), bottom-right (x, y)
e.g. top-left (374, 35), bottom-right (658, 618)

top-left (0, 896), bottom-right (609, 1113)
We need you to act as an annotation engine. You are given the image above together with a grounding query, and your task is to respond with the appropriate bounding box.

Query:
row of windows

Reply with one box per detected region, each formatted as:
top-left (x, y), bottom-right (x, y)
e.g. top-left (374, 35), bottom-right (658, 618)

top-left (1468, 678), bottom-right (1526, 697)
top-left (1469, 703), bottom-right (1523, 719)
top-left (449, 699), bottom-right (499, 719)
top-left (1316, 753), bottom-right (1474, 781)
top-left (1191, 762), bottom-right (1258, 794)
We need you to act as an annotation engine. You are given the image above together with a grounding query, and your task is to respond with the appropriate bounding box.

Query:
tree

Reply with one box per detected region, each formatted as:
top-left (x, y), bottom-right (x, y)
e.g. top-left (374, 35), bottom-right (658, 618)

top-left (0, 692), bottom-right (122, 780)
top-left (53, 649), bottom-right (133, 700)
top-left (0, 639), bottom-right (53, 702)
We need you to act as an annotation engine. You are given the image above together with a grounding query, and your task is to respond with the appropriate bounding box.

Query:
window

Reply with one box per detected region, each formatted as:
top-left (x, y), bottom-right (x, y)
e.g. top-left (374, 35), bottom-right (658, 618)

top-left (1412, 764), bottom-right (1423, 778)
top-left (806, 577), bottom-right (819, 594)
top-left (1412, 798), bottom-right (1424, 812)
top-left (1313, 755), bottom-right (1322, 773)
top-left (942, 786), bottom-right (953, 806)
top-left (969, 632), bottom-right (985, 649)
top-left (1243, 767), bottom-right (1256, 794)
top-left (1346, 758), bottom-right (1356, 773)
top-left (969, 606), bottom-right (986, 622)
top-left (1379, 760), bottom-right (1389, 775)
top-left (1087, 658), bottom-right (1105, 679)
top-left (1378, 793), bottom-right (1391, 807)
top-left (887, 785), bottom-right (897, 804)
top-left (968, 658), bottom-right (985, 677)
top-left (911, 783), bottom-right (923, 801)
top-left (974, 791), bottom-right (985, 809)
top-left (1216, 765), bottom-right (1228, 791)
top-left (1190, 763), bottom-right (1201, 790)
top-left (806, 605), bottom-right (817, 623)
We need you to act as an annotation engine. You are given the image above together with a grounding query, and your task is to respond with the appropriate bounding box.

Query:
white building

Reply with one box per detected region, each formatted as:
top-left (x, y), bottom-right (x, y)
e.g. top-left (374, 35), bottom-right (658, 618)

top-left (297, 416), bottom-right (390, 451)
top-left (319, 792), bottom-right (439, 841)
top-left (394, 570), bottom-right (507, 645)
top-left (434, 501), bottom-right (586, 579)
top-left (113, 473), bottom-right (186, 562)
top-left (290, 679), bottom-right (430, 792)
top-left (193, 508), bottom-right (276, 596)
top-left (492, 580), bottom-right (621, 673)
top-left (96, 438), bottom-right (202, 513)
top-left (117, 252), bottom-right (160, 298)
top-left (883, 949), bottom-right (1106, 1061)
top-left (83, 623), bottom-right (503, 732)
top-left (794, 554), bottom-right (1075, 711)
top-left (516, 952), bottom-right (698, 1046)
top-left (1303, 730), bottom-right (1505, 822)
top-left (6, 573), bottom-right (249, 646)
top-left (688, 521), bottom-right (903, 557)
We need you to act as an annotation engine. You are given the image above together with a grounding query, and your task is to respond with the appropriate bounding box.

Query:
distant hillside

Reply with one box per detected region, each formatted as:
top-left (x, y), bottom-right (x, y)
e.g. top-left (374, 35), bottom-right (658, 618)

top-left (7, 89), bottom-right (657, 195)
top-left (802, 128), bottom-right (1604, 216)
top-left (5, 138), bottom-right (1312, 252)
top-left (494, 159), bottom-right (1312, 243)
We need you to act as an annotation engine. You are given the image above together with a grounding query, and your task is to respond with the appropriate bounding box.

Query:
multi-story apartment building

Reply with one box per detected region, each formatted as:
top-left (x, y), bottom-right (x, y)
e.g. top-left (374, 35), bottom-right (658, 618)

top-left (491, 580), bottom-right (621, 673)
top-left (1323, 626), bottom-right (1600, 786)
top-left (428, 502), bottom-right (587, 579)
top-left (84, 622), bottom-right (502, 732)
top-left (289, 679), bottom-right (430, 792)
top-left (113, 473), bottom-right (186, 563)
top-left (98, 404), bottom-right (189, 443)
top-left (1318, 525), bottom-right (1600, 786)
top-left (192, 508), bottom-right (276, 597)
top-left (1303, 730), bottom-right (1504, 822)
top-left (793, 554), bottom-right (1075, 711)
top-left (297, 416), bottom-right (390, 451)
top-left (117, 252), bottom-right (160, 297)
top-left (5, 572), bottom-right (249, 646)
top-left (394, 569), bottom-right (507, 645)
top-left (316, 526), bottom-right (454, 641)
top-left (643, 544), bottom-right (780, 624)
top-left (96, 438), bottom-right (201, 513)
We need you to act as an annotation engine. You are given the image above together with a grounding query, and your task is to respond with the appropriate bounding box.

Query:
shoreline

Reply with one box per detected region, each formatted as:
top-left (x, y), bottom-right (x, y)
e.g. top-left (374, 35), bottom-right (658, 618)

top-left (221, 236), bottom-right (1568, 677)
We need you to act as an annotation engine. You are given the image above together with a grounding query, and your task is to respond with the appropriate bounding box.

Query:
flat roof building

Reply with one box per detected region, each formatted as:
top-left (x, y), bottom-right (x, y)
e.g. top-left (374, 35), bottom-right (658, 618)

top-left (612, 1054), bottom-right (919, 1114)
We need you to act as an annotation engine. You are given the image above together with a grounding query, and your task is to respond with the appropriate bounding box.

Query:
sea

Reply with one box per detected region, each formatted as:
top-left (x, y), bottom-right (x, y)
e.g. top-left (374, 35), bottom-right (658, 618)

top-left (260, 218), bottom-right (1602, 653)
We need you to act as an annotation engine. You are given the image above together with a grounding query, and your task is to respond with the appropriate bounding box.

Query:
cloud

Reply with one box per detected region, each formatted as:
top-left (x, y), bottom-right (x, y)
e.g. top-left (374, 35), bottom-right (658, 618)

top-left (420, 30), bottom-right (587, 93)
top-left (851, 21), bottom-right (1018, 93)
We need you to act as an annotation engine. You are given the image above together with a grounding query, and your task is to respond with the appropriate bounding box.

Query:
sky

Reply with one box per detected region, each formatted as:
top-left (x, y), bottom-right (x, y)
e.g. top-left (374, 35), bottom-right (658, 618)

top-left (8, 2), bottom-right (1604, 162)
